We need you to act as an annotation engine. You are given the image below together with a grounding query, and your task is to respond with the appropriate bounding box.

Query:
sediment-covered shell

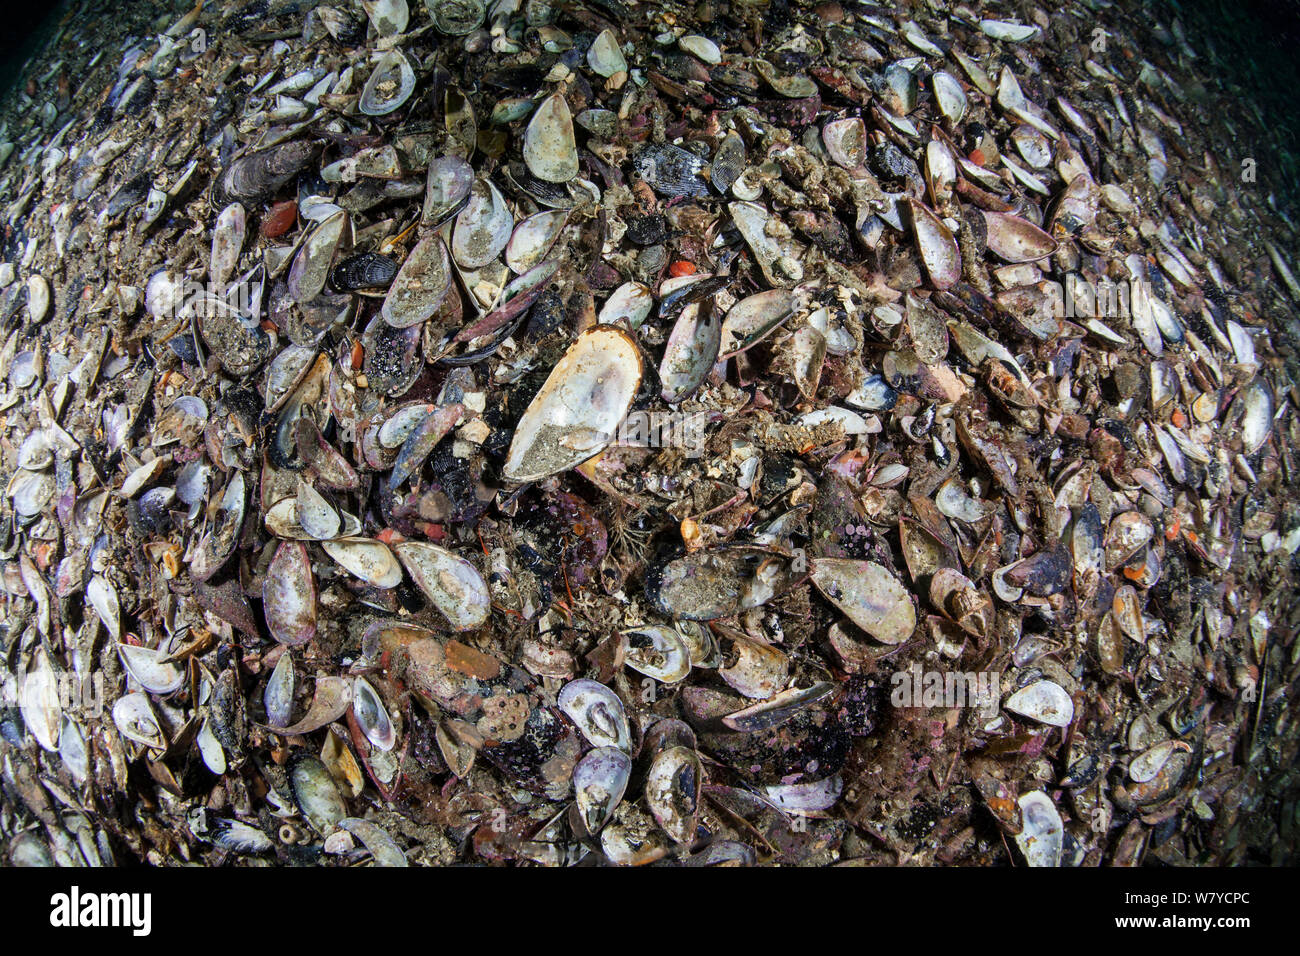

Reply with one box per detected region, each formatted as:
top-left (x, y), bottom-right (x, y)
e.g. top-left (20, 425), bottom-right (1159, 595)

top-left (635, 144), bottom-right (710, 199)
top-left (393, 541), bottom-right (489, 630)
top-left (452, 178), bottom-right (514, 269)
top-left (383, 233), bottom-right (453, 328)
top-left (650, 546), bottom-right (799, 621)
top-left (218, 141), bottom-right (321, 204)
top-left (523, 93), bottom-right (578, 183)
top-left (503, 326), bottom-right (642, 482)
top-left (982, 211), bottom-right (1059, 262)
top-left (645, 745), bottom-right (703, 844)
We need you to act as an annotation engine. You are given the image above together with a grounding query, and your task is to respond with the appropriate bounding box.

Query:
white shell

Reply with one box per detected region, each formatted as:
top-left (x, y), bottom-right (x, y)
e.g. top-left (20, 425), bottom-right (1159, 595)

top-left (809, 558), bottom-right (916, 645)
top-left (1014, 791), bottom-right (1063, 867)
top-left (321, 537), bottom-right (402, 588)
top-left (117, 642), bottom-right (185, 695)
top-left (1004, 679), bottom-right (1074, 727)
top-left (503, 326), bottom-right (642, 482)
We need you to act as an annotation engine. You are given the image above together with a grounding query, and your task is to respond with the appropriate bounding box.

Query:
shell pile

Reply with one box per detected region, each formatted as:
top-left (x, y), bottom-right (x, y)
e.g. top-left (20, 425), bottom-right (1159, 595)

top-left (0, 0), bottom-right (1298, 867)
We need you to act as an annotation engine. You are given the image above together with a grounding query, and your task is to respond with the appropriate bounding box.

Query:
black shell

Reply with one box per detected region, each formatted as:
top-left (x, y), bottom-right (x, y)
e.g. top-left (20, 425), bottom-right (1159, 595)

top-left (330, 253), bottom-right (399, 292)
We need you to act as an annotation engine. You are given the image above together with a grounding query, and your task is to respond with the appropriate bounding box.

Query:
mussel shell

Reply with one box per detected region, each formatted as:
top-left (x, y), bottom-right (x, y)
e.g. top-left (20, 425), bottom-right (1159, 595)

top-left (558, 679), bottom-right (632, 750)
top-left (502, 326), bottom-right (643, 483)
top-left (359, 49), bottom-right (416, 117)
top-left (572, 747), bottom-right (631, 835)
top-left (219, 141), bottom-right (321, 204)
top-left (422, 156), bottom-right (474, 225)
top-left (383, 233), bottom-right (452, 329)
top-left (634, 144), bottom-right (710, 199)
top-left (523, 93), bottom-right (579, 184)
top-left (649, 546), bottom-right (798, 621)
top-left (263, 541), bottom-right (317, 646)
top-left (645, 745), bottom-right (703, 844)
top-left (393, 541), bottom-right (490, 630)
top-left (289, 753), bottom-right (347, 834)
top-left (452, 178), bottom-right (514, 270)
top-left (331, 252), bottom-right (397, 292)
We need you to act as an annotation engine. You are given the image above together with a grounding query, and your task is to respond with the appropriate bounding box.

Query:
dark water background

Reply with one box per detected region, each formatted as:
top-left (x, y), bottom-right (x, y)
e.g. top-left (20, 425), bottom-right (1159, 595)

top-left (0, 0), bottom-right (71, 99)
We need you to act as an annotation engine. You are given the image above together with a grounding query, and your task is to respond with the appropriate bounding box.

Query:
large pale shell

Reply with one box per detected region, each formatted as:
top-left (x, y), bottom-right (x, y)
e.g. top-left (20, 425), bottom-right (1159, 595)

top-left (337, 818), bottom-right (408, 866)
top-left (505, 209), bottom-right (567, 274)
top-left (503, 326), bottom-right (642, 482)
top-left (352, 676), bottom-right (396, 751)
top-left (722, 290), bottom-right (790, 356)
top-left (117, 642), bottom-right (185, 695)
top-left (1004, 679), bottom-right (1074, 727)
top-left (621, 625), bottom-right (691, 683)
top-left (210, 202), bottom-right (246, 289)
top-left (422, 156), bottom-right (474, 225)
top-left (290, 754), bottom-right (347, 834)
top-left (659, 301), bottom-right (720, 404)
top-left (729, 200), bottom-right (805, 286)
top-left (598, 281), bottom-right (654, 329)
top-left (393, 541), bottom-right (490, 630)
top-left (932, 71), bottom-right (967, 123)
top-left (573, 747), bottom-right (631, 834)
top-left (982, 211), bottom-right (1059, 262)
top-left (586, 29), bottom-right (627, 78)
top-left (20, 648), bottom-right (61, 752)
top-left (645, 745), bottom-right (703, 844)
top-left (264, 541), bottom-right (317, 646)
top-left (559, 679), bottom-right (631, 750)
top-left (1014, 791), bottom-right (1063, 867)
top-left (321, 537), bottom-right (402, 588)
top-left (822, 117), bottom-right (866, 169)
top-left (264, 652), bottom-right (296, 728)
top-left (809, 558), bottom-right (916, 645)
top-left (523, 93), bottom-right (578, 183)
top-left (112, 692), bottom-right (166, 750)
top-left (908, 198), bottom-right (961, 289)
top-left (288, 210), bottom-right (348, 304)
